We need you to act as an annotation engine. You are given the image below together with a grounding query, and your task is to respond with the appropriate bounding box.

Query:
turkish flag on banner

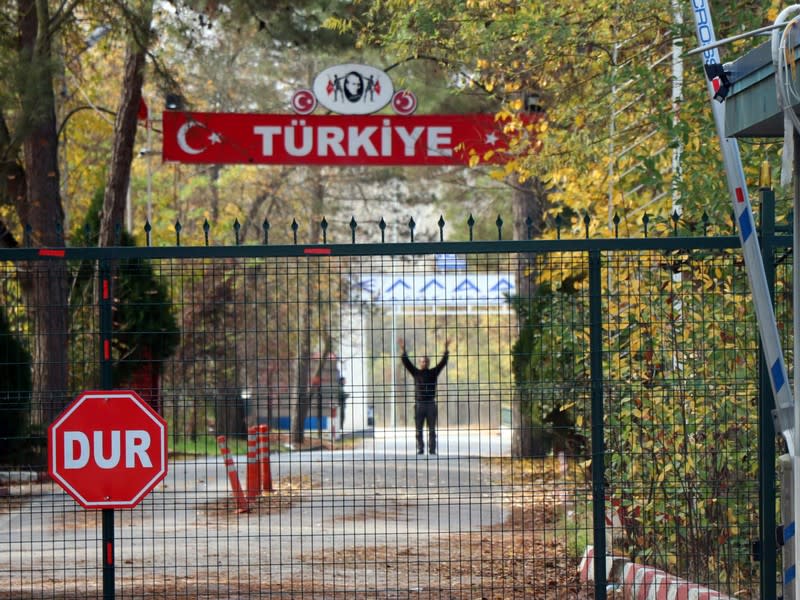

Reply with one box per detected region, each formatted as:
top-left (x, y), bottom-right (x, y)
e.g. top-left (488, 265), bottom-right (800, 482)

top-left (161, 111), bottom-right (537, 166)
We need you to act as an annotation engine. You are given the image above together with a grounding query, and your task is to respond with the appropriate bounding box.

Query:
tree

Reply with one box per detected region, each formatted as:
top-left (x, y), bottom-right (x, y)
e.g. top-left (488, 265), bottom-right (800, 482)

top-left (99, 0), bottom-right (155, 248)
top-left (352, 0), bottom-right (782, 456)
top-left (152, 3), bottom-right (368, 442)
top-left (74, 189), bottom-right (180, 409)
top-left (0, 0), bottom-right (73, 426)
top-left (0, 1), bottom-right (181, 424)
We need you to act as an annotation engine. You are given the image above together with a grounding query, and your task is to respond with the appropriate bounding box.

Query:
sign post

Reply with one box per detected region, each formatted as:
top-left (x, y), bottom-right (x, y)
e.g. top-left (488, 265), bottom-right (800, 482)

top-left (48, 390), bottom-right (168, 597)
top-left (100, 262), bottom-right (114, 599)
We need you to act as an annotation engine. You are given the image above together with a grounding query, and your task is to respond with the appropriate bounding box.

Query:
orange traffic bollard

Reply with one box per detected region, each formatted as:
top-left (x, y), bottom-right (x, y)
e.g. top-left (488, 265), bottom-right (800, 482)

top-left (246, 426), bottom-right (260, 501)
top-left (258, 424), bottom-right (273, 493)
top-left (216, 435), bottom-right (249, 513)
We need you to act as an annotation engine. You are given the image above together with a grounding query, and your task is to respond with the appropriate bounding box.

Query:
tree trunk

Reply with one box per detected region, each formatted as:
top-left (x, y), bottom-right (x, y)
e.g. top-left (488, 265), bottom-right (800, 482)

top-left (291, 173), bottom-right (325, 444)
top-left (16, 0), bottom-right (70, 426)
top-left (511, 177), bottom-right (547, 458)
top-left (99, 1), bottom-right (153, 247)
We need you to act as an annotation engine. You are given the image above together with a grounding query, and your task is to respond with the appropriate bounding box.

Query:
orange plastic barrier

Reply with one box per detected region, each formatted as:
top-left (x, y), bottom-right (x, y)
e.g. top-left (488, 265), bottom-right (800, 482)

top-left (216, 435), bottom-right (249, 513)
top-left (258, 424), bottom-right (273, 493)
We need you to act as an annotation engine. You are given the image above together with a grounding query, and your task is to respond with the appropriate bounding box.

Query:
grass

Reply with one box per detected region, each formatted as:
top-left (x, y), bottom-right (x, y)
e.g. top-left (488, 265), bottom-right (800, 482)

top-left (167, 430), bottom-right (358, 457)
top-left (168, 433), bottom-right (247, 456)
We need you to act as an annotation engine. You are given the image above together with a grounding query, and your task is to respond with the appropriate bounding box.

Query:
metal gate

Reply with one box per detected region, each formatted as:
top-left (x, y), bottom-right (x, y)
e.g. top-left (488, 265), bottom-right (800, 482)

top-left (0, 193), bottom-right (790, 598)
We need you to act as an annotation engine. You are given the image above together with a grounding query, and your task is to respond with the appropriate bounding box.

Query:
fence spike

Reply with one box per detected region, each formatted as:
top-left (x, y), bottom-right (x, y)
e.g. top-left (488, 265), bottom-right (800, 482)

top-left (75, 209), bottom-right (728, 248)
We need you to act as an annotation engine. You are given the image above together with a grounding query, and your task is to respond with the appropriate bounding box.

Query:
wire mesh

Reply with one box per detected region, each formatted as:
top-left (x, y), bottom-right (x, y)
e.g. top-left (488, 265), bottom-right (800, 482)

top-left (0, 241), bottom-right (778, 598)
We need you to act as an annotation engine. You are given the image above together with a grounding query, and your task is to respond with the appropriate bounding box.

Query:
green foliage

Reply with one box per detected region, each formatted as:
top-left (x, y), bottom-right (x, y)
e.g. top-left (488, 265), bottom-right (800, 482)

top-left (73, 189), bottom-right (180, 385)
top-left (169, 432), bottom-right (245, 456)
top-left (505, 246), bottom-right (763, 590)
top-left (357, 1), bottom-right (783, 229)
top-left (510, 274), bottom-right (590, 454)
top-left (0, 309), bottom-right (32, 457)
top-left (603, 250), bottom-right (759, 587)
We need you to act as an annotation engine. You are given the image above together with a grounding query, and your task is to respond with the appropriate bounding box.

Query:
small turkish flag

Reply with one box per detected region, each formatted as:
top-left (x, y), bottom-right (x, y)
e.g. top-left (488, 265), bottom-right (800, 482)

top-left (138, 97), bottom-right (149, 121)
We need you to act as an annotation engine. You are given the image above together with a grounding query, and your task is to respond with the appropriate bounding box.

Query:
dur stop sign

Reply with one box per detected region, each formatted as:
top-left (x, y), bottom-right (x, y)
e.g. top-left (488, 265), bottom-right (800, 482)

top-left (48, 390), bottom-right (168, 509)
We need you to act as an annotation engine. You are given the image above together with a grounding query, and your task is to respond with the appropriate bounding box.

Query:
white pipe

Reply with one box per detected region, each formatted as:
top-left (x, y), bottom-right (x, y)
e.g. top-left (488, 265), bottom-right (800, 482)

top-left (671, 0), bottom-right (683, 216)
top-left (685, 21), bottom-right (789, 56)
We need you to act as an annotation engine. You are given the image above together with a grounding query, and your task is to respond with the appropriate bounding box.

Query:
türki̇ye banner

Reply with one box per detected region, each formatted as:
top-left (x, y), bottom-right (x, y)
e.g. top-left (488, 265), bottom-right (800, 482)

top-left (161, 111), bottom-right (535, 166)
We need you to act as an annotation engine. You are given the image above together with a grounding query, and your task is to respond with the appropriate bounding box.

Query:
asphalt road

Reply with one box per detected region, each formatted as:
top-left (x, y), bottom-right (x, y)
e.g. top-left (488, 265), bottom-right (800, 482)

top-left (2, 427), bottom-right (513, 596)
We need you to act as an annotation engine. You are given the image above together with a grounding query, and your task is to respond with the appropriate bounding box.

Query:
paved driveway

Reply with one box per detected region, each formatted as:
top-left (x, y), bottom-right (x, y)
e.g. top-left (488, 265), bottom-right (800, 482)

top-left (1, 427), bottom-right (513, 596)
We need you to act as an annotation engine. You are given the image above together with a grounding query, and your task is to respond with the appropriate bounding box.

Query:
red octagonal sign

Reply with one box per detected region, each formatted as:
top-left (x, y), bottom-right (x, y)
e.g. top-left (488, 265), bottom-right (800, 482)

top-left (48, 390), bottom-right (168, 509)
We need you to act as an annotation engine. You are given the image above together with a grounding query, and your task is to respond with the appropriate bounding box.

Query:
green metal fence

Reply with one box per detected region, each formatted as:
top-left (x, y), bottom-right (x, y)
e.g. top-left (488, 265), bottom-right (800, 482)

top-left (0, 190), bottom-right (790, 598)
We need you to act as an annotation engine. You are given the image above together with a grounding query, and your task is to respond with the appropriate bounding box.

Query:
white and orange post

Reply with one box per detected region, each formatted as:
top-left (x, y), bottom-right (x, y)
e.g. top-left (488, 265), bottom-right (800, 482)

top-left (258, 424), bottom-right (273, 493)
top-left (246, 426), bottom-right (260, 501)
top-left (216, 435), bottom-right (249, 513)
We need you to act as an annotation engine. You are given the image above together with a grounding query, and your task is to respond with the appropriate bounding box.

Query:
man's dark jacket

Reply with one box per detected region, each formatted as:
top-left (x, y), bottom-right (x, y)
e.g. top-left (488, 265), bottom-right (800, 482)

top-left (401, 350), bottom-right (449, 403)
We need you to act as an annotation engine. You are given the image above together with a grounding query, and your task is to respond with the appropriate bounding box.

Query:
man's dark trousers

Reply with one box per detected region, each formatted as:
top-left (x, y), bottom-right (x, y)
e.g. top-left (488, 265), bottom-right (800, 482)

top-left (415, 403), bottom-right (438, 454)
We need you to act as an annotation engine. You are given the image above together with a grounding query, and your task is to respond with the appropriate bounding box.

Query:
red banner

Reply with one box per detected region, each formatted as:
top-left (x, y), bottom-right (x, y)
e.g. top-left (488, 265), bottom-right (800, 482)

top-left (161, 111), bottom-right (533, 166)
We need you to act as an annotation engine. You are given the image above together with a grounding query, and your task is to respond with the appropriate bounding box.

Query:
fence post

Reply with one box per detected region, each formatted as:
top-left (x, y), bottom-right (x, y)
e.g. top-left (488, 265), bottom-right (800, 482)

top-left (758, 176), bottom-right (778, 599)
top-left (99, 260), bottom-right (115, 600)
top-left (589, 249), bottom-right (607, 599)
